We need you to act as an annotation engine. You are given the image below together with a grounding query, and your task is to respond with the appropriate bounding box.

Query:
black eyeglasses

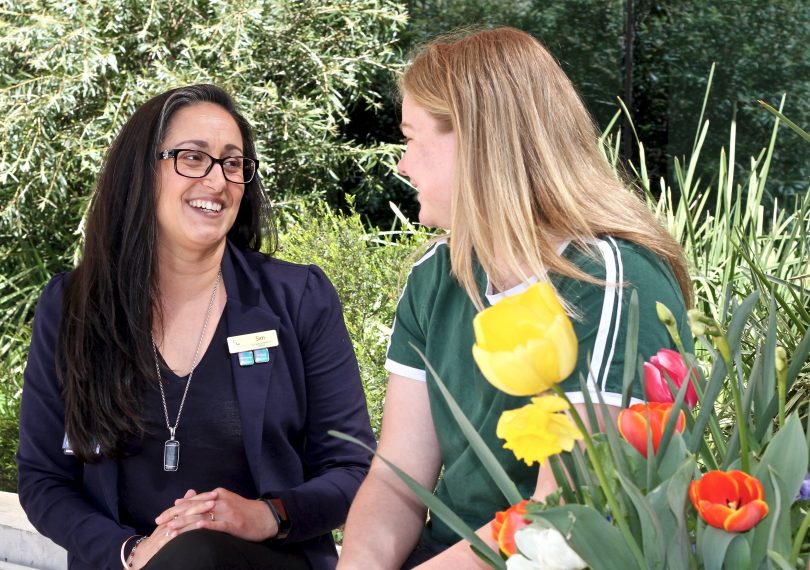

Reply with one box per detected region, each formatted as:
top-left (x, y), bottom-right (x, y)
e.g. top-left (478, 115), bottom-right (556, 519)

top-left (159, 149), bottom-right (258, 184)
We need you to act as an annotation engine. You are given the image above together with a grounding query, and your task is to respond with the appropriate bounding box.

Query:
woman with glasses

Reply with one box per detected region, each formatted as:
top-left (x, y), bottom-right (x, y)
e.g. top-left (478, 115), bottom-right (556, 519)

top-left (17, 84), bottom-right (374, 570)
top-left (338, 28), bottom-right (692, 569)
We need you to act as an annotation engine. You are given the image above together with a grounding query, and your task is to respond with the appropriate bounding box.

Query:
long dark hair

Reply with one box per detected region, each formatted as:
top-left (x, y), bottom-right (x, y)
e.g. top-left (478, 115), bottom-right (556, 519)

top-left (59, 85), bottom-right (274, 462)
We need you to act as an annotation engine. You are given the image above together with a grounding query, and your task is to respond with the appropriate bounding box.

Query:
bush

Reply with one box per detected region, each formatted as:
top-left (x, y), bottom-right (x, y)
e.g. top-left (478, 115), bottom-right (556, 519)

top-left (275, 201), bottom-right (431, 434)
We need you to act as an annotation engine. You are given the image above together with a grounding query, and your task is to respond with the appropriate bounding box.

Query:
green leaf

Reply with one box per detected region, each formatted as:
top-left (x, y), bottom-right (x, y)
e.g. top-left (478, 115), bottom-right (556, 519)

top-left (701, 526), bottom-right (741, 570)
top-left (615, 471), bottom-right (666, 568)
top-left (750, 414), bottom-right (808, 566)
top-left (786, 324), bottom-right (810, 392)
top-left (758, 100), bottom-right (810, 143)
top-left (663, 457), bottom-right (698, 570)
top-left (767, 549), bottom-right (796, 570)
top-left (753, 297), bottom-right (778, 435)
top-left (329, 430), bottom-right (506, 569)
top-left (536, 505), bottom-right (641, 570)
top-left (724, 535), bottom-right (752, 569)
top-left (414, 345), bottom-right (523, 505)
top-left (726, 291), bottom-right (760, 349)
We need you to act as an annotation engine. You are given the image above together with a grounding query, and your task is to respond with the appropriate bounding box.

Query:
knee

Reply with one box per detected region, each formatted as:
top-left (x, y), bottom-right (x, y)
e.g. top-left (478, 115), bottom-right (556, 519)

top-left (145, 530), bottom-right (240, 570)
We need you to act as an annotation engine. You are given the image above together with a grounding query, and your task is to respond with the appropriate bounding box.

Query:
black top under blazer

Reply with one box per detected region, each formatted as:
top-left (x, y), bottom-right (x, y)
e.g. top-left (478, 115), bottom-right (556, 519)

top-left (17, 241), bottom-right (375, 570)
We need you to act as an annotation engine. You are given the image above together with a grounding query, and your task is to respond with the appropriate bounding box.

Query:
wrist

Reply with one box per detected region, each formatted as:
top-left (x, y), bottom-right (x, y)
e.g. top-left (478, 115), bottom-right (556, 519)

top-left (260, 496), bottom-right (291, 540)
top-left (120, 535), bottom-right (145, 569)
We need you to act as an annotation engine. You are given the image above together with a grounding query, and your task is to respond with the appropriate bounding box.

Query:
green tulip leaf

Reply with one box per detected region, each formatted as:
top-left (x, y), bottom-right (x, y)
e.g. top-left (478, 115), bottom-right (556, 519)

top-left (657, 431), bottom-right (689, 481)
top-left (753, 297), bottom-right (778, 438)
top-left (751, 414), bottom-right (807, 566)
top-left (726, 291), bottom-right (760, 350)
top-left (413, 345), bottom-right (523, 505)
top-left (700, 526), bottom-right (741, 570)
top-left (664, 457), bottom-right (698, 570)
top-left (786, 325), bottom-right (810, 391)
top-left (767, 549), bottom-right (796, 570)
top-left (535, 505), bottom-right (640, 570)
top-left (328, 430), bottom-right (506, 569)
top-left (689, 355), bottom-right (729, 455)
top-left (724, 534), bottom-right (752, 569)
top-left (615, 471), bottom-right (666, 568)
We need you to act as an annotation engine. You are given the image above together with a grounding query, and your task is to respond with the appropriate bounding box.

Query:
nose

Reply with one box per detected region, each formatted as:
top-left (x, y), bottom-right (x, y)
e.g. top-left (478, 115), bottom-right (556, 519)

top-left (397, 152), bottom-right (408, 177)
top-left (203, 161), bottom-right (228, 191)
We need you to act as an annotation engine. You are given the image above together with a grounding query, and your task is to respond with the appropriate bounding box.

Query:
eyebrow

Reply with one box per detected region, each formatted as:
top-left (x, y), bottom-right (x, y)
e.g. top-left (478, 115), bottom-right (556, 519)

top-left (173, 139), bottom-right (244, 154)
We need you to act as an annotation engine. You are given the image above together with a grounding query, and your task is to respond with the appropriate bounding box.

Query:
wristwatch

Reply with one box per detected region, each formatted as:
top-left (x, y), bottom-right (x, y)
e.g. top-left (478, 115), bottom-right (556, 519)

top-left (262, 496), bottom-right (291, 540)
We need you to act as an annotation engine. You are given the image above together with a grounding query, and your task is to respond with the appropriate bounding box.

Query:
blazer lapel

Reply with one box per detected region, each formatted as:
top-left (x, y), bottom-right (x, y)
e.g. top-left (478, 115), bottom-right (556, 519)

top-left (221, 244), bottom-right (281, 491)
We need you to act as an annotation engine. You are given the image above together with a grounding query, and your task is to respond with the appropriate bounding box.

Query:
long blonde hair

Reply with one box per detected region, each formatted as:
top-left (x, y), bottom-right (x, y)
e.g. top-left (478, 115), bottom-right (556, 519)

top-left (400, 27), bottom-right (692, 311)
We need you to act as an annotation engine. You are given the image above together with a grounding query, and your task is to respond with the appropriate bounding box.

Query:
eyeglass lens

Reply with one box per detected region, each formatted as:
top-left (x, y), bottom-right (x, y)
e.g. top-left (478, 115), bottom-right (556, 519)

top-left (174, 150), bottom-right (256, 183)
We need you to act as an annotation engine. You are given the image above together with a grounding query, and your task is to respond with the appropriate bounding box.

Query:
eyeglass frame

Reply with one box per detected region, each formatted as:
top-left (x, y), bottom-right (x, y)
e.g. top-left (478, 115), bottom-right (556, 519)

top-left (158, 148), bottom-right (259, 184)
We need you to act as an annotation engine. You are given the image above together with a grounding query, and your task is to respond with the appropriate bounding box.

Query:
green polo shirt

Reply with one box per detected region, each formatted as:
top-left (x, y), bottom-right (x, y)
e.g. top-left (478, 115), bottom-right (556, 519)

top-left (385, 237), bottom-right (692, 545)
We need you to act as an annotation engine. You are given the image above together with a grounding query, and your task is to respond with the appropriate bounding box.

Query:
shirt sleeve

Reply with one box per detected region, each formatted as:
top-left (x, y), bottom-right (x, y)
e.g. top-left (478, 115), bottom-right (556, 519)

top-left (384, 264), bottom-right (429, 382)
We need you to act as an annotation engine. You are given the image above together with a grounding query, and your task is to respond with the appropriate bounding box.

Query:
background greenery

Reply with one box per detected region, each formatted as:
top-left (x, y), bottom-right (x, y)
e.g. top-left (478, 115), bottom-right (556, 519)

top-left (0, 0), bottom-right (808, 497)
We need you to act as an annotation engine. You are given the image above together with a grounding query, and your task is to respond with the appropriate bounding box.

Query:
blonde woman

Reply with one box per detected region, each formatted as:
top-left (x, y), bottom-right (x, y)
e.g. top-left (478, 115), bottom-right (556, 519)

top-left (338, 27), bottom-right (693, 569)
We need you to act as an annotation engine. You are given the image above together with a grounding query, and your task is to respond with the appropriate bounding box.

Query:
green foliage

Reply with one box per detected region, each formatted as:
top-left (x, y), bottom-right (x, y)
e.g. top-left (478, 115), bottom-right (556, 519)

top-left (600, 74), bottom-right (810, 420)
top-left (275, 200), bottom-right (430, 434)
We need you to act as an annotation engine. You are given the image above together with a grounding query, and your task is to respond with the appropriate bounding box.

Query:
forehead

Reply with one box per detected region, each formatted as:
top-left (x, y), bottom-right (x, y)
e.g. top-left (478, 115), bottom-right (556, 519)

top-left (162, 102), bottom-right (242, 146)
top-left (400, 93), bottom-right (441, 132)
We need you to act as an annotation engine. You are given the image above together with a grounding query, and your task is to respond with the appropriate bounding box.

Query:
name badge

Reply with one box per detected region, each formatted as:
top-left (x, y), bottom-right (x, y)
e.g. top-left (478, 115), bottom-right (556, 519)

top-left (227, 330), bottom-right (279, 354)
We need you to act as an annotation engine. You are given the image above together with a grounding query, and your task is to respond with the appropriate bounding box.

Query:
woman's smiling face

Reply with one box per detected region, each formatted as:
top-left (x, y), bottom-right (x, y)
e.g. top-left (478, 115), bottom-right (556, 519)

top-left (155, 102), bottom-right (246, 256)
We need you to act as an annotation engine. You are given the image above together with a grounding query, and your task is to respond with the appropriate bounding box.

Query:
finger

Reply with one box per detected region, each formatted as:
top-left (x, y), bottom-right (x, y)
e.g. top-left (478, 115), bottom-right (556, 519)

top-left (156, 498), bottom-right (216, 525)
top-left (174, 489), bottom-right (217, 506)
top-left (175, 511), bottom-right (225, 534)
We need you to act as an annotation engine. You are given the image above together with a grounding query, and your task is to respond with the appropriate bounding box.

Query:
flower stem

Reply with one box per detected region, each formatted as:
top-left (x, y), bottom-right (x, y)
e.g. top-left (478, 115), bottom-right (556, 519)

top-left (552, 385), bottom-right (647, 569)
top-left (790, 506), bottom-right (810, 567)
top-left (716, 335), bottom-right (750, 473)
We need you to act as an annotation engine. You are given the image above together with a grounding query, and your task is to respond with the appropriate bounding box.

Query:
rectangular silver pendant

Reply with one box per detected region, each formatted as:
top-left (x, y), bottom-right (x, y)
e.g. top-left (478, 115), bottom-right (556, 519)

top-left (164, 439), bottom-right (180, 471)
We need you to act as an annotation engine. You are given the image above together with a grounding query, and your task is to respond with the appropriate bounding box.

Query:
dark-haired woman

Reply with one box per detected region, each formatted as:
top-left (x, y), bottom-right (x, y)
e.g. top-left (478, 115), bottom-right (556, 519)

top-left (17, 84), bottom-right (374, 570)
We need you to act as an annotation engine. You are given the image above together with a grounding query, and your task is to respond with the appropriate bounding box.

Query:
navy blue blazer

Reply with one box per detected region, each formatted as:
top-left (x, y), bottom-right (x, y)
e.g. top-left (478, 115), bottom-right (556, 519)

top-left (17, 242), bottom-right (375, 570)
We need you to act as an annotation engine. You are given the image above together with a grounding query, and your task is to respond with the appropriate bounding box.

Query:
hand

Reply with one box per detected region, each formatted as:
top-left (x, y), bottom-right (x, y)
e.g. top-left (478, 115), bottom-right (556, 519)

top-left (126, 522), bottom-right (178, 570)
top-left (155, 487), bottom-right (279, 542)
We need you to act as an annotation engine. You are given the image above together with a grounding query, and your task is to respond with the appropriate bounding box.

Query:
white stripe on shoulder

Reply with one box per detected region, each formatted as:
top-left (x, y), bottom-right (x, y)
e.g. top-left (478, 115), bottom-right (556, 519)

top-left (413, 238), bottom-right (448, 267)
top-left (384, 239), bottom-right (448, 358)
top-left (385, 359), bottom-right (427, 382)
top-left (587, 238), bottom-right (618, 390)
top-left (565, 390), bottom-right (642, 408)
top-left (600, 237), bottom-right (624, 390)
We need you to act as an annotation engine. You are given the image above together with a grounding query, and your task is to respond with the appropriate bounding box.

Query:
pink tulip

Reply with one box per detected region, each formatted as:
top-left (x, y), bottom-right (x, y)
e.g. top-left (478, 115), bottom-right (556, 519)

top-left (644, 348), bottom-right (698, 409)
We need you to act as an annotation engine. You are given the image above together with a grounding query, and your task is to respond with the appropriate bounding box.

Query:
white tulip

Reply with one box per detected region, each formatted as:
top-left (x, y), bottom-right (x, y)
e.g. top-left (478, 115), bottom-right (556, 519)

top-left (505, 525), bottom-right (587, 570)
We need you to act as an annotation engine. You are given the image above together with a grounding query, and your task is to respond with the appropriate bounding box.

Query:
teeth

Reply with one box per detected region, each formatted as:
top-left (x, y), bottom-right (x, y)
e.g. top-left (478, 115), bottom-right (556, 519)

top-left (189, 199), bottom-right (222, 212)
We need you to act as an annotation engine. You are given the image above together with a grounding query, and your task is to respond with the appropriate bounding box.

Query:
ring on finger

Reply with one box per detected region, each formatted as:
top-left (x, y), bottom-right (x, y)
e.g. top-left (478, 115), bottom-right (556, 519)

top-left (210, 512), bottom-right (215, 522)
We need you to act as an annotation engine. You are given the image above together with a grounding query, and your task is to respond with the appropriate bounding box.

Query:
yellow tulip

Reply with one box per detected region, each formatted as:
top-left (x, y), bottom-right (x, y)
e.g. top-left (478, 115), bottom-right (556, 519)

top-left (472, 283), bottom-right (578, 396)
top-left (496, 395), bottom-right (583, 466)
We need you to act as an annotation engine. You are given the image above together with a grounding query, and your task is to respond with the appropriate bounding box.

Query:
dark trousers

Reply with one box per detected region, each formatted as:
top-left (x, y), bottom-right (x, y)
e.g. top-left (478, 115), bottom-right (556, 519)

top-left (143, 529), bottom-right (311, 570)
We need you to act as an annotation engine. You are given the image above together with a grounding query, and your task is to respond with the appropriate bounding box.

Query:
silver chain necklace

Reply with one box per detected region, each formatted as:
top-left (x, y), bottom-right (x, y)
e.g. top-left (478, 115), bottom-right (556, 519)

top-left (151, 269), bottom-right (222, 472)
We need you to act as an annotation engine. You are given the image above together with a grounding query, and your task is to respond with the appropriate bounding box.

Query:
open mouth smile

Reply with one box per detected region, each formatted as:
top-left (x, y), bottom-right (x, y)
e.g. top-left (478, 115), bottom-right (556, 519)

top-left (189, 199), bottom-right (223, 213)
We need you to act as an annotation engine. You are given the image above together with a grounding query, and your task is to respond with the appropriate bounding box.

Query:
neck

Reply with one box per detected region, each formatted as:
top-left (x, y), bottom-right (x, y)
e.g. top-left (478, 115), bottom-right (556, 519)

top-left (157, 241), bottom-right (226, 296)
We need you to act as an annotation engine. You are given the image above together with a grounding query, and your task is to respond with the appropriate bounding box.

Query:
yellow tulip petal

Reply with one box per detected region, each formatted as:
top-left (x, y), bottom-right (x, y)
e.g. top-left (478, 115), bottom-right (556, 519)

top-left (474, 341), bottom-right (560, 396)
top-left (543, 316), bottom-right (578, 380)
top-left (472, 283), bottom-right (578, 394)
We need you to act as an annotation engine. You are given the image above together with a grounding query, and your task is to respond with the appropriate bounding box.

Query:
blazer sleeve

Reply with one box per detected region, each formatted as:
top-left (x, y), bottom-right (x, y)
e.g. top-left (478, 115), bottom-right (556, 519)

top-left (16, 274), bottom-right (135, 570)
top-left (269, 265), bottom-right (375, 543)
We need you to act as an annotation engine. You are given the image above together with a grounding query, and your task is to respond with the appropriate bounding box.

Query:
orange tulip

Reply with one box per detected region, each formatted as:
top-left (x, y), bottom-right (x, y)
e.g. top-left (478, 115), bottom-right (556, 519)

top-left (617, 402), bottom-right (685, 458)
top-left (491, 499), bottom-right (530, 557)
top-left (689, 470), bottom-right (769, 532)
